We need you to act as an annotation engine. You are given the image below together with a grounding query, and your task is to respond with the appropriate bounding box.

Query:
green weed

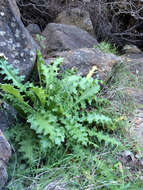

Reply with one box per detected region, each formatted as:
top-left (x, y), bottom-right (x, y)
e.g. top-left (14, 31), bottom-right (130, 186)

top-left (94, 41), bottom-right (118, 55)
top-left (0, 51), bottom-right (121, 162)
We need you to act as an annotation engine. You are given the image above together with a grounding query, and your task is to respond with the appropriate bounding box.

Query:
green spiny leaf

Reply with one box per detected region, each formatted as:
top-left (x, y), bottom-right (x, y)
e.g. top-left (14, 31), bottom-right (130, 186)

top-left (0, 57), bottom-right (25, 89)
top-left (0, 84), bottom-right (24, 102)
top-left (28, 112), bottom-right (65, 145)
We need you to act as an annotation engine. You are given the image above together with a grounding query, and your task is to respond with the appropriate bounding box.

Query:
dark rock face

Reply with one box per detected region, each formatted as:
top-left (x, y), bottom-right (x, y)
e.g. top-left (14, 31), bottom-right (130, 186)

top-left (0, 130), bottom-right (11, 163)
top-left (0, 103), bottom-right (17, 132)
top-left (42, 23), bottom-right (98, 57)
top-left (0, 110), bottom-right (14, 132)
top-left (0, 130), bottom-right (11, 189)
top-left (45, 48), bottom-right (121, 81)
top-left (0, 0), bottom-right (38, 81)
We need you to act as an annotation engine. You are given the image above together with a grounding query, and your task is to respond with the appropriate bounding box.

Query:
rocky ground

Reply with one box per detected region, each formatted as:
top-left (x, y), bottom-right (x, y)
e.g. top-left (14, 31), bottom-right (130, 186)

top-left (122, 53), bottom-right (143, 148)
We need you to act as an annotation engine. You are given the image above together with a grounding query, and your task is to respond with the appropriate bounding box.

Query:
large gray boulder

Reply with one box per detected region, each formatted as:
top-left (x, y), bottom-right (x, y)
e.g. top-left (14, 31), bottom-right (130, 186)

top-left (42, 23), bottom-right (98, 58)
top-left (45, 48), bottom-right (121, 81)
top-left (0, 0), bottom-right (38, 187)
top-left (0, 0), bottom-right (38, 80)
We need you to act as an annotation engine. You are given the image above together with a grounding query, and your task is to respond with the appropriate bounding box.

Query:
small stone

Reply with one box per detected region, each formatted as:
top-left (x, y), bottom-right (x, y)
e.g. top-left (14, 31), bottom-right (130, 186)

top-left (123, 45), bottom-right (142, 54)
top-left (135, 154), bottom-right (140, 159)
top-left (120, 150), bottom-right (135, 162)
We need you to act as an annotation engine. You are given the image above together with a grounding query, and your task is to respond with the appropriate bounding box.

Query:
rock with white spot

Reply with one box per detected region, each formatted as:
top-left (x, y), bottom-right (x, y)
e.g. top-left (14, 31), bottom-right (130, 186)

top-left (0, 1), bottom-right (39, 188)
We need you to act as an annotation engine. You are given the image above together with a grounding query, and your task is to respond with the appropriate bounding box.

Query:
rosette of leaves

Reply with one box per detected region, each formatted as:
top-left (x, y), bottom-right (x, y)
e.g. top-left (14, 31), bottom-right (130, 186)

top-left (0, 51), bottom-right (121, 157)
